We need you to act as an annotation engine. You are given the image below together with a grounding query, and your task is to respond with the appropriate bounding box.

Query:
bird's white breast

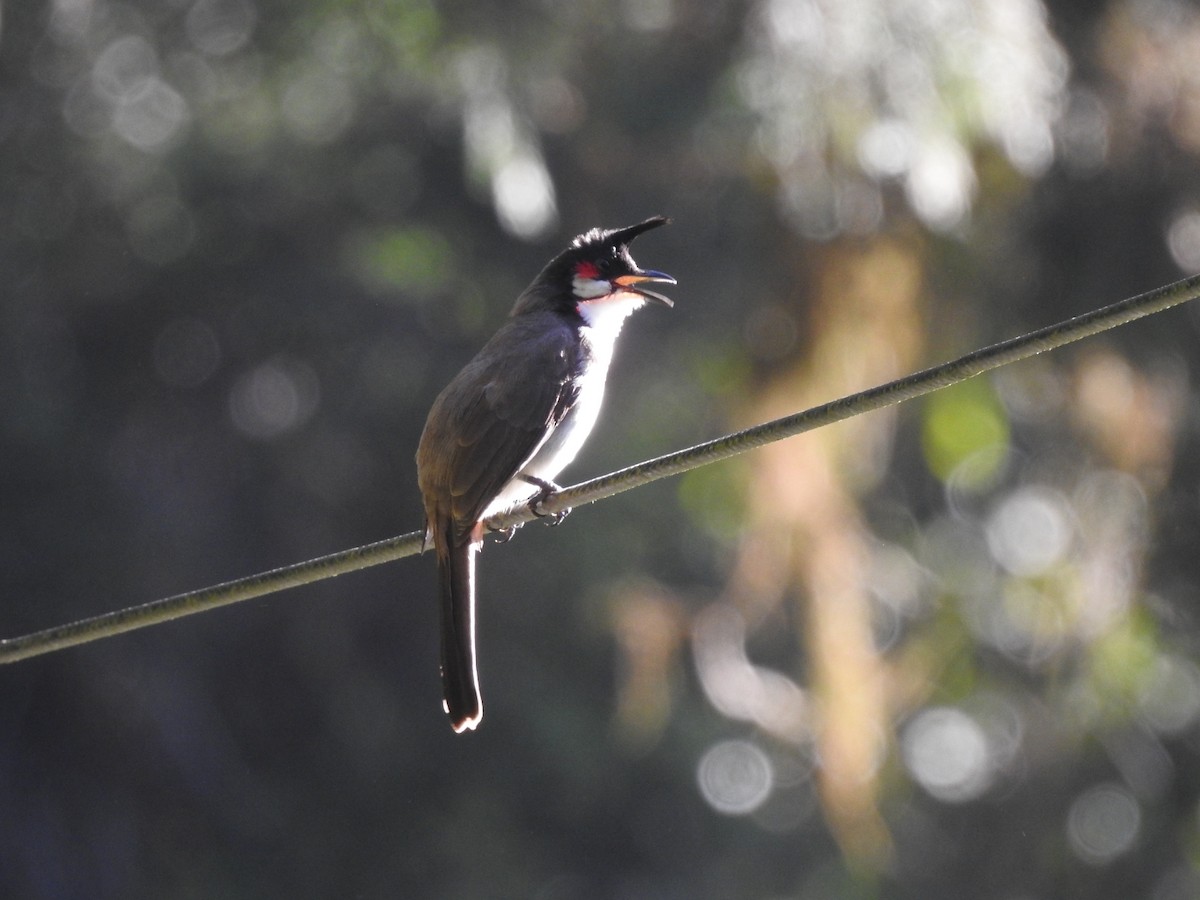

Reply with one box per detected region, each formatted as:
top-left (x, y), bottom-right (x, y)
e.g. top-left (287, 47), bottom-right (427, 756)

top-left (479, 291), bottom-right (644, 519)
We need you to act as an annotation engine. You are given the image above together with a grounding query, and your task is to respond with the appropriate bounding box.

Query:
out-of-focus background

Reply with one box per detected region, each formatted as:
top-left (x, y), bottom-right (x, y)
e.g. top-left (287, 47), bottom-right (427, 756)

top-left (4, 0), bottom-right (1200, 896)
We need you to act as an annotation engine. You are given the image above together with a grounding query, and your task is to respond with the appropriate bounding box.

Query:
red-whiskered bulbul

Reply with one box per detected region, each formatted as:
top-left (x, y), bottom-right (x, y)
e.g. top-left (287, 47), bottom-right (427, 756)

top-left (416, 216), bottom-right (675, 732)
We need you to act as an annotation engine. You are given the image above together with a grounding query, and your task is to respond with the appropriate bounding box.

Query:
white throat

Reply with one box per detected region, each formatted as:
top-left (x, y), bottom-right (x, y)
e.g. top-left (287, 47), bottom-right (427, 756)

top-left (575, 291), bottom-right (645, 351)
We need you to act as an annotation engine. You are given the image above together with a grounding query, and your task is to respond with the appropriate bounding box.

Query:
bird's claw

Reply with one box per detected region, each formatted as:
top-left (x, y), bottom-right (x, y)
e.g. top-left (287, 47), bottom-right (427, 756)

top-left (537, 505), bottom-right (572, 527)
top-left (521, 475), bottom-right (571, 526)
top-left (487, 522), bottom-right (522, 543)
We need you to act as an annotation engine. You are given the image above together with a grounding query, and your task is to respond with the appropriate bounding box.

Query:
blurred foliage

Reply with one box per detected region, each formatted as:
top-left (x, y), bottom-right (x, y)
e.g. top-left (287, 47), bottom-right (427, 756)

top-left (921, 378), bottom-right (1010, 486)
top-left (4, 0), bottom-right (1200, 897)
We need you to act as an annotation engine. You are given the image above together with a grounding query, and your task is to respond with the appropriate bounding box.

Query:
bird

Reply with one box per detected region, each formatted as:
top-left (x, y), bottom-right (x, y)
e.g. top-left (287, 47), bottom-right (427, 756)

top-left (416, 216), bottom-right (675, 732)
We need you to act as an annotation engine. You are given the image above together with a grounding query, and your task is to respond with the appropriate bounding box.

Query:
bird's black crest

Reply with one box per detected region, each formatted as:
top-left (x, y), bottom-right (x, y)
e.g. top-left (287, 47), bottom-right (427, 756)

top-left (571, 216), bottom-right (671, 253)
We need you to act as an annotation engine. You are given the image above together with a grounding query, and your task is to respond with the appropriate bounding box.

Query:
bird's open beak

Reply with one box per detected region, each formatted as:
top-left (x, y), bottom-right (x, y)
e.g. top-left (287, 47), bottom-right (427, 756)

top-left (614, 270), bottom-right (676, 307)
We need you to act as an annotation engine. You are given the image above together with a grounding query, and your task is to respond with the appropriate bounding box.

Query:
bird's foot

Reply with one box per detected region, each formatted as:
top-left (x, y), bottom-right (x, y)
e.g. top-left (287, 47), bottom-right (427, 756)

top-left (520, 475), bottom-right (571, 526)
top-left (486, 522), bottom-right (522, 543)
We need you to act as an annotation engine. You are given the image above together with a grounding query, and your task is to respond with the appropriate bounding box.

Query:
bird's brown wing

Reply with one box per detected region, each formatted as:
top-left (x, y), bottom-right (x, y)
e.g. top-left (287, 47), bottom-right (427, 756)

top-left (418, 313), bottom-right (580, 542)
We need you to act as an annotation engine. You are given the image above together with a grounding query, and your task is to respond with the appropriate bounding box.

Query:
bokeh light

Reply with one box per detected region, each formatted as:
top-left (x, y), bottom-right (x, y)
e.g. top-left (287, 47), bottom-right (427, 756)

top-left (229, 357), bottom-right (320, 440)
top-left (1166, 208), bottom-right (1200, 272)
top-left (185, 0), bottom-right (257, 56)
top-left (697, 739), bottom-right (775, 816)
top-left (985, 486), bottom-right (1073, 577)
top-left (901, 707), bottom-right (995, 803)
top-left (1137, 654), bottom-right (1200, 735)
top-left (1067, 783), bottom-right (1141, 865)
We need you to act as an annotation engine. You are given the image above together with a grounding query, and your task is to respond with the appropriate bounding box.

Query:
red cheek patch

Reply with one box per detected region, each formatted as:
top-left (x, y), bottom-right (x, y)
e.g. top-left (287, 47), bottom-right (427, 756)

top-left (575, 261), bottom-right (600, 280)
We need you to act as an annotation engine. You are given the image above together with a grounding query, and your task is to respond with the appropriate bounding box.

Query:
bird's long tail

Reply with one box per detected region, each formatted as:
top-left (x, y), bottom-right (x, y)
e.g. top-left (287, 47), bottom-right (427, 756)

top-left (438, 527), bottom-right (483, 732)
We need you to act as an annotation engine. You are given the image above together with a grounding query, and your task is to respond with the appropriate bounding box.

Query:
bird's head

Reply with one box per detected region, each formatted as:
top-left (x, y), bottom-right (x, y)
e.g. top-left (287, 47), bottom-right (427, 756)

top-left (513, 216), bottom-right (675, 319)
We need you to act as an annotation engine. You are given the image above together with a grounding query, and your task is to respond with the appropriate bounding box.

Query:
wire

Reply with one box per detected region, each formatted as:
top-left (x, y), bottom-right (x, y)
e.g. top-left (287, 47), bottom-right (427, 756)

top-left (3, 270), bottom-right (1199, 663)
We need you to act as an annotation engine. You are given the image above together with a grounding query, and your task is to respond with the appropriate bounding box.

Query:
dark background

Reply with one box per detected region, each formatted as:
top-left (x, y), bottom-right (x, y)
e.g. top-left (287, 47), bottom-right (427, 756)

top-left (4, 0), bottom-right (1200, 897)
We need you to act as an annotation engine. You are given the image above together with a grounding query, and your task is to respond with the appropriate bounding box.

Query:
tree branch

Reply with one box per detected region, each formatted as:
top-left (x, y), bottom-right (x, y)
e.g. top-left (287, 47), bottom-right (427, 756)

top-left (4, 271), bottom-right (1199, 663)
